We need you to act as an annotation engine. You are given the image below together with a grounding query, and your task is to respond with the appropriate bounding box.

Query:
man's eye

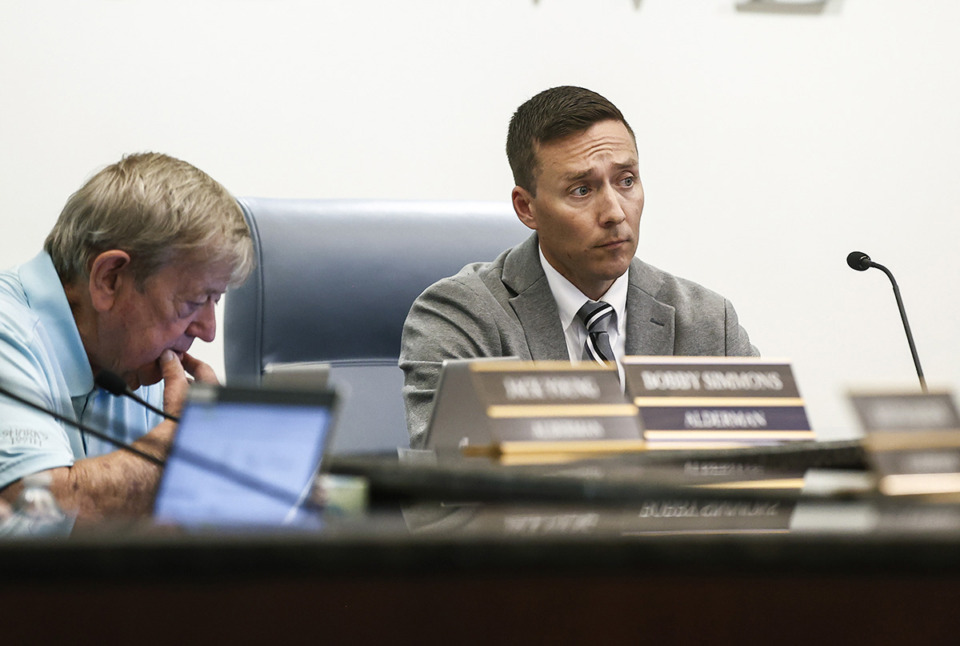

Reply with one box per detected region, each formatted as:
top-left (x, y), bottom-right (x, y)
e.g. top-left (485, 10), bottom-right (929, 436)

top-left (621, 176), bottom-right (635, 187)
top-left (572, 186), bottom-right (589, 197)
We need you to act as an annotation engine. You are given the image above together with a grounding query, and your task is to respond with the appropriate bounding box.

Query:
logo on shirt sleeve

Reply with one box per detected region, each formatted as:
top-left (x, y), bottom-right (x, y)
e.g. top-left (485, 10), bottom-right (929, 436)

top-left (0, 428), bottom-right (48, 447)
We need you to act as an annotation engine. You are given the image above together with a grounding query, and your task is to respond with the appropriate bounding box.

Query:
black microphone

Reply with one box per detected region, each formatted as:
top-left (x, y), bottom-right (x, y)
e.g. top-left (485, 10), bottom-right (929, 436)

top-left (94, 370), bottom-right (179, 422)
top-left (845, 251), bottom-right (872, 272)
top-left (846, 251), bottom-right (927, 392)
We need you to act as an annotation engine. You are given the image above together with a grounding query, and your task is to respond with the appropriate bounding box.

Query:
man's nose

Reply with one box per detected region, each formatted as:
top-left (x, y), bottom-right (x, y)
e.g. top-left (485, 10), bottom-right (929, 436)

top-left (597, 184), bottom-right (626, 226)
top-left (188, 301), bottom-right (217, 343)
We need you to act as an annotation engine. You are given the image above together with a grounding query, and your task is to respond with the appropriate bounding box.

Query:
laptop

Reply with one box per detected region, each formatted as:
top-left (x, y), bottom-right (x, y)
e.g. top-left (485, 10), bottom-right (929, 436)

top-left (153, 383), bottom-right (339, 529)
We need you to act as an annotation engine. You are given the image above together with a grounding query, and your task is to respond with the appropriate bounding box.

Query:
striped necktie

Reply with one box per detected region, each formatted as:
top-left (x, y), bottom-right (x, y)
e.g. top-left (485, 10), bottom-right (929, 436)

top-left (576, 300), bottom-right (616, 365)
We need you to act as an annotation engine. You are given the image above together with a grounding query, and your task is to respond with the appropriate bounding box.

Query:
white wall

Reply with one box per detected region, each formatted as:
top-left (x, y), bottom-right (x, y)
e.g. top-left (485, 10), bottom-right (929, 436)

top-left (2, 0), bottom-right (957, 441)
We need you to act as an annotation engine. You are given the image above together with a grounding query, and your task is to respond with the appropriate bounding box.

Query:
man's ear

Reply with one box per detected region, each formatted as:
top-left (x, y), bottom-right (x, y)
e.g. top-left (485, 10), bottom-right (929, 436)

top-left (87, 250), bottom-right (132, 312)
top-left (512, 186), bottom-right (538, 231)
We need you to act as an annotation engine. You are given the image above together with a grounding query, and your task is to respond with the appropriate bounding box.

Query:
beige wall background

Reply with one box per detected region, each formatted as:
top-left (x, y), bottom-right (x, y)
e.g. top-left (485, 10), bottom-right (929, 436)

top-left (2, 0), bottom-right (957, 440)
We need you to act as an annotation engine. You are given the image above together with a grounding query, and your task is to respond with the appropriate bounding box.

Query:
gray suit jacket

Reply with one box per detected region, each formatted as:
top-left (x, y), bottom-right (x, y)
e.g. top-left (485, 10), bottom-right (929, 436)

top-left (399, 233), bottom-right (758, 446)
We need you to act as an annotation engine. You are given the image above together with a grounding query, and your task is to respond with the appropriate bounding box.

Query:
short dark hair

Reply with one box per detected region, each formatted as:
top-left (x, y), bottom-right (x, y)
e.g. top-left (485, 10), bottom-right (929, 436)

top-left (506, 86), bottom-right (635, 195)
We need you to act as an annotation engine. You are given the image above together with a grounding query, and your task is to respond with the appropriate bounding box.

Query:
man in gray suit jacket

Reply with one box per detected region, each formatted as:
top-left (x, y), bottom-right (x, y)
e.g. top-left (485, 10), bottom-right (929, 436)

top-left (400, 86), bottom-right (757, 447)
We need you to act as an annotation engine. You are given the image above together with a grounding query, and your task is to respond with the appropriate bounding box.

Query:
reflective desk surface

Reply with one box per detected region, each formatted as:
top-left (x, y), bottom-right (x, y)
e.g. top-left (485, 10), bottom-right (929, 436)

top-left (5, 444), bottom-right (960, 644)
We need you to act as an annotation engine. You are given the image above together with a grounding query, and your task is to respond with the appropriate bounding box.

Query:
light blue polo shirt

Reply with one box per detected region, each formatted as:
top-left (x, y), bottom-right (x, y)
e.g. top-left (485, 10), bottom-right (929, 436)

top-left (0, 252), bottom-right (164, 492)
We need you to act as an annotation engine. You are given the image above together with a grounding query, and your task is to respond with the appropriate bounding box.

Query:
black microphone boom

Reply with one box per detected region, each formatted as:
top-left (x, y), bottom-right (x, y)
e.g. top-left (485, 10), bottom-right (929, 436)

top-left (94, 370), bottom-right (179, 422)
top-left (846, 250), bottom-right (927, 392)
top-left (0, 382), bottom-right (164, 465)
top-left (0, 381), bottom-right (321, 515)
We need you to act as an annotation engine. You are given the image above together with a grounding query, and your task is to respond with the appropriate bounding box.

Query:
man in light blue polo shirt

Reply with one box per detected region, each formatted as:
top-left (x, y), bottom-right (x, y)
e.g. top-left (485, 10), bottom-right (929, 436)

top-left (0, 153), bottom-right (253, 523)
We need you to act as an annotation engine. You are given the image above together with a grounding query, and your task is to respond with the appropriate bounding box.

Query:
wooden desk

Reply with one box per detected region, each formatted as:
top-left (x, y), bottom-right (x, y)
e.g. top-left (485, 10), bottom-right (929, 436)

top-left (4, 505), bottom-right (960, 644)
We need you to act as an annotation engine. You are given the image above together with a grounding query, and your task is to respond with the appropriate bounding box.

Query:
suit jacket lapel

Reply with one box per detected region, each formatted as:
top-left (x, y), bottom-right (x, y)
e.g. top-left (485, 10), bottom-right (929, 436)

top-left (500, 239), bottom-right (676, 359)
top-left (625, 259), bottom-right (676, 356)
top-left (502, 234), bottom-right (569, 360)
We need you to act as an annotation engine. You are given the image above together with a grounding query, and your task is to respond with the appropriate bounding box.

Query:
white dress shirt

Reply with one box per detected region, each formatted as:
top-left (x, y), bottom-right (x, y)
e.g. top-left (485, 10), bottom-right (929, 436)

top-left (538, 246), bottom-right (628, 364)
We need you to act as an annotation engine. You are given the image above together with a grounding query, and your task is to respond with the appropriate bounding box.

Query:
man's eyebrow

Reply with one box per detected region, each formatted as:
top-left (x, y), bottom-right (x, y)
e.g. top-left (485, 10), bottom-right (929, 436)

top-left (562, 169), bottom-right (593, 182)
top-left (182, 288), bottom-right (225, 301)
top-left (562, 160), bottom-right (639, 182)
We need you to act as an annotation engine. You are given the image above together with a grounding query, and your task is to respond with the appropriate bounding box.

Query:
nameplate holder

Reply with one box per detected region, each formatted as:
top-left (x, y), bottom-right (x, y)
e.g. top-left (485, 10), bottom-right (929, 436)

top-left (851, 390), bottom-right (960, 497)
top-left (473, 361), bottom-right (642, 445)
top-left (622, 357), bottom-right (814, 447)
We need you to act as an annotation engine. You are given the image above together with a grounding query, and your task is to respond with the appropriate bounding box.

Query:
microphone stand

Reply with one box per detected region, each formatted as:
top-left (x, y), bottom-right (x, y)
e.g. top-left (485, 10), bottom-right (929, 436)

top-left (869, 260), bottom-right (927, 393)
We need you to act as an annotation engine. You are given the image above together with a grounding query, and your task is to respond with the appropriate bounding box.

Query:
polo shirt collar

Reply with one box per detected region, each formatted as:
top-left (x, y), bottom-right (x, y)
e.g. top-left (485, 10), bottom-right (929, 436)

top-left (20, 252), bottom-right (94, 398)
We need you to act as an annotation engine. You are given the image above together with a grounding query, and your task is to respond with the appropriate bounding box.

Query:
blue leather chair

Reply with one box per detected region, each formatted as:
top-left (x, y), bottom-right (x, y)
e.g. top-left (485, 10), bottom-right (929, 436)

top-left (224, 197), bottom-right (529, 454)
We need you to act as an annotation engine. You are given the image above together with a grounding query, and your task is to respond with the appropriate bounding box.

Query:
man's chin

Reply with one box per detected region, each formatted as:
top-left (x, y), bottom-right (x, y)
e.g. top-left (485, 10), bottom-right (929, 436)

top-left (594, 260), bottom-right (633, 283)
top-left (131, 364), bottom-right (163, 389)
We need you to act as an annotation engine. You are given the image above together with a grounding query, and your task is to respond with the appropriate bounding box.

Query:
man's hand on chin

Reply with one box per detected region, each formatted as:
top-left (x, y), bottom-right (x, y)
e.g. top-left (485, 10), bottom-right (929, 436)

top-left (180, 352), bottom-right (219, 385)
top-left (160, 350), bottom-right (219, 419)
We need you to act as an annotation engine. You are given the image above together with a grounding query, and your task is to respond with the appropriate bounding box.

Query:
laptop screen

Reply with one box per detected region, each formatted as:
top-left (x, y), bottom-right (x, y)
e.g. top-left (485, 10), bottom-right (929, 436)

top-left (153, 385), bottom-right (338, 530)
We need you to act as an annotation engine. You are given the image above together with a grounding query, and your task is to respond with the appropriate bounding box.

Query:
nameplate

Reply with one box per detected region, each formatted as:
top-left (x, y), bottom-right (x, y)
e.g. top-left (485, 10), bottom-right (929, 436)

top-left (622, 357), bottom-right (814, 445)
top-left (851, 391), bottom-right (960, 496)
top-left (851, 391), bottom-right (960, 433)
top-left (619, 496), bottom-right (796, 535)
top-left (460, 498), bottom-right (796, 536)
top-left (469, 361), bottom-right (643, 444)
top-left (874, 505), bottom-right (960, 534)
